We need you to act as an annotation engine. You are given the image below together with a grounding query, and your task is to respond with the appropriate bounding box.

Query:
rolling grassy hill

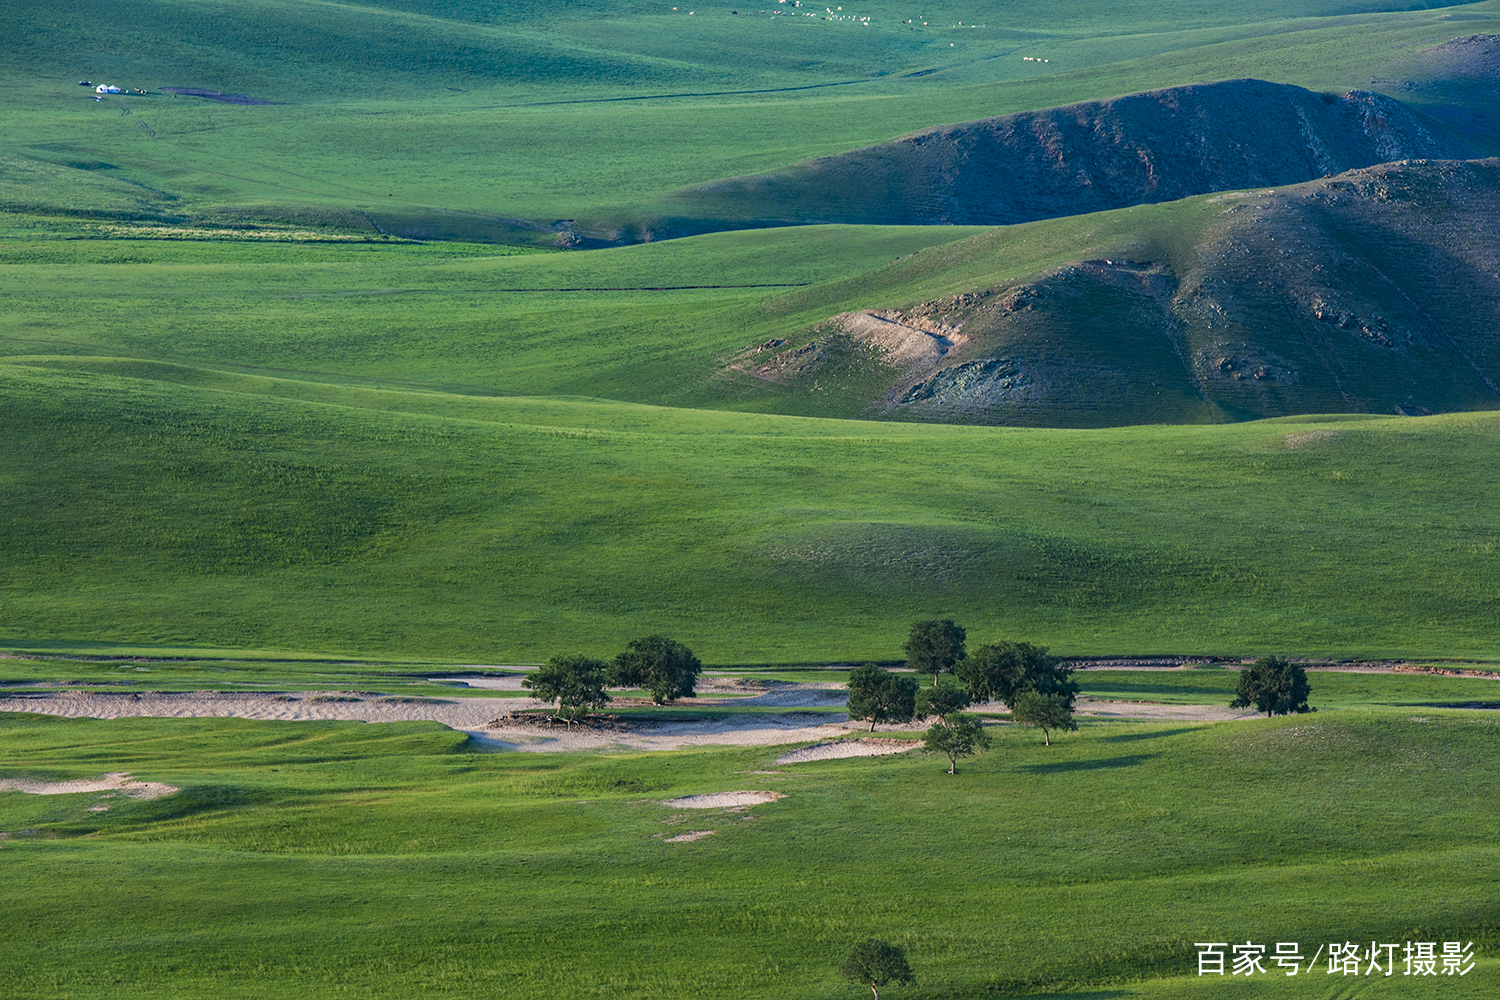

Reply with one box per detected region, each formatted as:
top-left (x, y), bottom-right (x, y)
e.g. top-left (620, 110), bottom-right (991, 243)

top-left (626, 79), bottom-right (1476, 238)
top-left (5, 356), bottom-right (1500, 662)
top-left (4, 2), bottom-right (1498, 241)
top-left (10, 162), bottom-right (1497, 429)
top-left (724, 158), bottom-right (1500, 425)
top-left (3, 2), bottom-right (1499, 652)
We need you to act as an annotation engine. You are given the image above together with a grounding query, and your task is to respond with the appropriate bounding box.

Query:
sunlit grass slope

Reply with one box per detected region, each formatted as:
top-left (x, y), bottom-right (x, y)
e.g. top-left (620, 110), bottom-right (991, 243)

top-left (0, 710), bottom-right (1495, 998)
top-left (4, 357), bottom-right (1500, 661)
top-left (3, 2), bottom-right (1495, 238)
top-left (1079, 666), bottom-right (1500, 708)
top-left (0, 225), bottom-right (991, 403)
top-left (9, 168), bottom-right (1499, 430)
top-left (7, 0), bottom-right (1472, 102)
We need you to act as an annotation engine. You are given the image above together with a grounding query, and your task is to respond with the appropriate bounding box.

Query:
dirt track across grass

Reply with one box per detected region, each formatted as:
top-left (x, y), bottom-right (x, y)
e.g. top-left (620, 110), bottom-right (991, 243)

top-left (0, 685), bottom-right (1268, 751)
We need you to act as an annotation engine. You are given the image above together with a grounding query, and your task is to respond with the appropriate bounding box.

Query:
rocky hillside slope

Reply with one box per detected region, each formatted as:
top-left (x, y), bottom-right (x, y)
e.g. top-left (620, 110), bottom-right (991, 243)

top-left (720, 158), bottom-right (1500, 427)
top-left (615, 79), bottom-right (1472, 241)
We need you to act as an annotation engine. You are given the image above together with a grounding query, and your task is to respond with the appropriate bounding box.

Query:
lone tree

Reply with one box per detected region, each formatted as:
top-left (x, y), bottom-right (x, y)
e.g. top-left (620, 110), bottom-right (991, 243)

top-left (1231, 656), bottom-right (1312, 716)
top-left (958, 641), bottom-right (1078, 710)
top-left (922, 713), bottom-right (991, 774)
top-left (522, 654), bottom-right (611, 723)
top-left (838, 939), bottom-right (916, 1000)
top-left (1010, 689), bottom-right (1077, 746)
top-left (915, 679), bottom-right (971, 720)
top-left (904, 619), bottom-right (967, 686)
top-left (610, 635), bottom-right (702, 705)
top-left (846, 664), bottom-right (918, 733)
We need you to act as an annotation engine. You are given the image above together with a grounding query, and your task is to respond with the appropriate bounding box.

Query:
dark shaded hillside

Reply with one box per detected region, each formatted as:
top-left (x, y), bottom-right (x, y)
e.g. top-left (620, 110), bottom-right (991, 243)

top-left (621, 79), bottom-right (1472, 241)
top-left (722, 158), bottom-right (1500, 427)
top-left (1375, 34), bottom-right (1500, 151)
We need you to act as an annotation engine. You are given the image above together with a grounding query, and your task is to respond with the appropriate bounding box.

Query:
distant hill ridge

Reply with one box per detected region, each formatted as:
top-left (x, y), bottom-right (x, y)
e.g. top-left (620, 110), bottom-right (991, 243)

top-left (615, 79), bottom-right (1473, 241)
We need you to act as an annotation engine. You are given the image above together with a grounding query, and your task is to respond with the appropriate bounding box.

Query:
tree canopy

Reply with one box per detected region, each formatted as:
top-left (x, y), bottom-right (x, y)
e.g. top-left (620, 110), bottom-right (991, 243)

top-left (1010, 689), bottom-right (1077, 745)
top-left (903, 619), bottom-right (966, 685)
top-left (957, 641), bottom-right (1078, 709)
top-left (1230, 656), bottom-right (1312, 716)
top-left (846, 665), bottom-right (918, 733)
top-left (838, 938), bottom-right (916, 1000)
top-left (922, 713), bottom-right (991, 773)
top-left (610, 635), bottom-right (702, 705)
top-left (915, 680), bottom-right (971, 719)
top-left (522, 654), bottom-right (611, 723)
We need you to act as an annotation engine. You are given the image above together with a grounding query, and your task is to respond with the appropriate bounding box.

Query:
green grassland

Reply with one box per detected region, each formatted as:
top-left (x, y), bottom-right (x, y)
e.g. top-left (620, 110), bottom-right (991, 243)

top-left (9, 171), bottom-right (1498, 428)
top-left (1076, 667), bottom-right (1500, 708)
top-left (5, 353), bottom-right (1500, 662)
top-left (0, 224), bottom-right (995, 405)
top-left (3, 2), bottom-right (1496, 239)
top-left (0, 656), bottom-right (522, 696)
top-left (7, 4), bottom-right (1500, 997)
top-left (0, 709), bottom-right (1496, 998)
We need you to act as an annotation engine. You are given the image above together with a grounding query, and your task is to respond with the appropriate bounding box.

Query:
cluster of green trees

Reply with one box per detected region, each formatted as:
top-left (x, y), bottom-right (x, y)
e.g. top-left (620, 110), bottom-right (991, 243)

top-left (521, 635), bottom-right (701, 721)
top-left (523, 625), bottom-right (1313, 741)
top-left (846, 621), bottom-right (1081, 755)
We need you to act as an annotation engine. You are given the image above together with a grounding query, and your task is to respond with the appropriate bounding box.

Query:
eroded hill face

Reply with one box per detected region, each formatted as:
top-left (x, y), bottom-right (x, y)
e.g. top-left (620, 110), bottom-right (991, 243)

top-left (615, 79), bottom-right (1471, 242)
top-left (725, 159), bottom-right (1500, 427)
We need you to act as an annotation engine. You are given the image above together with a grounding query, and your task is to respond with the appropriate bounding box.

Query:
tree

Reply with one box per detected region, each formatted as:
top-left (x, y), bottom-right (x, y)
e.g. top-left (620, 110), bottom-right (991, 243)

top-left (922, 713), bottom-right (991, 774)
top-left (1010, 689), bottom-right (1077, 746)
top-left (903, 619), bottom-right (967, 686)
top-left (957, 641), bottom-right (1078, 709)
top-left (610, 635), bottom-right (702, 705)
top-left (522, 654), bottom-right (611, 723)
top-left (915, 679), bottom-right (971, 720)
top-left (838, 939), bottom-right (916, 1000)
top-left (846, 664), bottom-right (918, 733)
top-left (1231, 656), bottom-right (1312, 717)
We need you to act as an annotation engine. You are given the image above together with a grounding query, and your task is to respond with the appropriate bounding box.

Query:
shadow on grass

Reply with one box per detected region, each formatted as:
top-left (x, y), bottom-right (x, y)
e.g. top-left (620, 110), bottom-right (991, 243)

top-left (1102, 727), bottom-right (1198, 743)
top-left (1008, 992), bottom-right (1131, 999)
top-left (124, 784), bottom-right (280, 823)
top-left (1080, 682), bottom-right (1232, 697)
top-left (1022, 753), bottom-right (1156, 774)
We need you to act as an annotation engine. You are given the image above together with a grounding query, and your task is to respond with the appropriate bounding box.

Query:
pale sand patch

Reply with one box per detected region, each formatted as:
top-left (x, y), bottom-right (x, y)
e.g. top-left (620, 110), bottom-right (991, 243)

top-left (0, 689), bottom-right (550, 729)
top-left (775, 738), bottom-right (920, 765)
top-left (835, 311), bottom-right (967, 366)
top-left (706, 685), bottom-right (847, 708)
top-left (0, 771), bottom-right (177, 800)
top-left (663, 790), bottom-right (784, 809)
top-left (1283, 429), bottom-right (1340, 449)
top-left (0, 688), bottom-right (1264, 756)
top-left (434, 675), bottom-right (532, 691)
top-left (477, 714), bottom-right (887, 753)
top-left (0, 688), bottom-right (878, 752)
top-left (664, 830), bottom-right (717, 842)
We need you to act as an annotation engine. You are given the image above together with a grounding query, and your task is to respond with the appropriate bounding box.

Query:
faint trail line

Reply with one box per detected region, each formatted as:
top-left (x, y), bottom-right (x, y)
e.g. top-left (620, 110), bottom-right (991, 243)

top-left (280, 283), bottom-right (812, 298)
top-left (489, 78), bottom-right (880, 108)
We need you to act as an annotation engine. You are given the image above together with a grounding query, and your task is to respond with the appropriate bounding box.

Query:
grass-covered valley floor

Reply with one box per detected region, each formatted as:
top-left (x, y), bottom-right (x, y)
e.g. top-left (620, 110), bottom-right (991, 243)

top-left (0, 707), bottom-right (1496, 998)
